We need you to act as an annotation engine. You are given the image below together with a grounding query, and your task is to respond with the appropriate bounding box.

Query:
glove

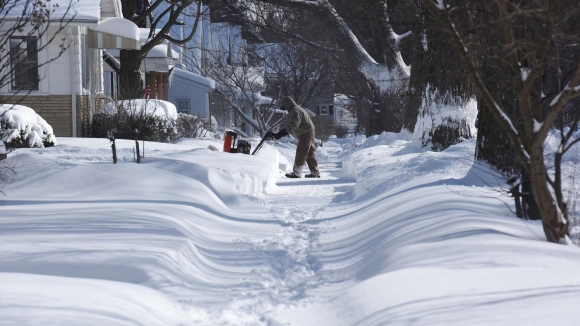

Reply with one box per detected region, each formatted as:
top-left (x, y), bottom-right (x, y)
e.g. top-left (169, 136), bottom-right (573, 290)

top-left (274, 129), bottom-right (289, 140)
top-left (264, 131), bottom-right (275, 140)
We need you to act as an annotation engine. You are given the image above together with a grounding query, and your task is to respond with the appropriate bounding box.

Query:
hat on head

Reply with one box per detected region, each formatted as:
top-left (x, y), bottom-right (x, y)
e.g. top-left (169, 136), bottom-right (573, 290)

top-left (280, 96), bottom-right (297, 111)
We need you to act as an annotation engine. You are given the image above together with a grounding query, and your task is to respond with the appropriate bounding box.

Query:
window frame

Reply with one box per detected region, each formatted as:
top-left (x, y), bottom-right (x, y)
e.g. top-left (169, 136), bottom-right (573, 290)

top-left (176, 98), bottom-right (191, 114)
top-left (10, 36), bottom-right (39, 91)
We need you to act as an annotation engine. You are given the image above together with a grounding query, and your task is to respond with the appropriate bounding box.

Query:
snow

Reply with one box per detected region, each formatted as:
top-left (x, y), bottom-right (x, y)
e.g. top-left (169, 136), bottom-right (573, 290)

top-left (146, 43), bottom-right (180, 59)
top-left (1, 129), bottom-right (580, 325)
top-left (169, 67), bottom-right (216, 89)
top-left (103, 99), bottom-right (178, 120)
top-left (0, 104), bottom-right (57, 148)
top-left (93, 17), bottom-right (140, 41)
top-left (521, 67), bottom-right (531, 81)
top-left (414, 84), bottom-right (478, 148)
top-left (104, 28), bottom-right (178, 60)
top-left (2, 0), bottom-right (101, 22)
top-left (533, 119), bottom-right (543, 133)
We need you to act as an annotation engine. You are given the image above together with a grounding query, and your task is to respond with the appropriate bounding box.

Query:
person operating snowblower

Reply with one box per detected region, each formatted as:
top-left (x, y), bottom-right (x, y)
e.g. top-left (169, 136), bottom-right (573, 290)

top-left (265, 96), bottom-right (320, 178)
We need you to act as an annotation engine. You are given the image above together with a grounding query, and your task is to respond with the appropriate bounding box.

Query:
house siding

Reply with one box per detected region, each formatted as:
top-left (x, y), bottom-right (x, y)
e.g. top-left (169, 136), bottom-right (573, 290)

top-left (1, 95), bottom-right (73, 137)
top-left (168, 75), bottom-right (209, 118)
top-left (47, 28), bottom-right (73, 95)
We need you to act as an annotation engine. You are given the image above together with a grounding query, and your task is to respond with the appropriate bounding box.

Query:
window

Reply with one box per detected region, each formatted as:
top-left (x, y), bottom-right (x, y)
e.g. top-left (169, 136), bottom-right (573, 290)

top-left (315, 105), bottom-right (320, 115)
top-left (321, 105), bottom-right (328, 115)
top-left (177, 99), bottom-right (190, 114)
top-left (329, 105), bottom-right (334, 115)
top-left (10, 37), bottom-right (38, 90)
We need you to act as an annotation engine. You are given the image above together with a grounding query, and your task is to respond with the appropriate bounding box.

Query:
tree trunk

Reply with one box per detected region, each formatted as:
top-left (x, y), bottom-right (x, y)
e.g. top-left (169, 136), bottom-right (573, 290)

top-left (405, 3), bottom-right (475, 150)
top-left (111, 139), bottom-right (117, 164)
top-left (476, 102), bottom-right (540, 220)
top-left (135, 138), bottom-right (141, 163)
top-left (119, 50), bottom-right (144, 100)
top-left (528, 145), bottom-right (568, 243)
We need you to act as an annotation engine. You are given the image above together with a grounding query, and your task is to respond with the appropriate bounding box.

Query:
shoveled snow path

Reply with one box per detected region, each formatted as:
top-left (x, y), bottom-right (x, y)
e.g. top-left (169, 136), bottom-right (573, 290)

top-left (247, 157), bottom-right (356, 318)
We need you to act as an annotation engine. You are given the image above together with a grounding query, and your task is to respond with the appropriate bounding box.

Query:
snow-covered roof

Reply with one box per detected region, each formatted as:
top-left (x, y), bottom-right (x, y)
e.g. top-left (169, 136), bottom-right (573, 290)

top-left (334, 94), bottom-right (351, 105)
top-left (260, 96), bottom-right (274, 105)
top-left (147, 43), bottom-right (179, 59)
top-left (93, 18), bottom-right (140, 41)
top-left (113, 28), bottom-right (179, 60)
top-left (2, 0), bottom-right (100, 22)
top-left (169, 68), bottom-right (216, 89)
top-left (103, 99), bottom-right (178, 120)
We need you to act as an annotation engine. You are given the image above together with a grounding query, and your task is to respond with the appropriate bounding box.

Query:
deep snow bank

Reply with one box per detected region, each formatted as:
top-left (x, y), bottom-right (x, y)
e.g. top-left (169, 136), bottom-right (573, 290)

top-left (278, 133), bottom-right (580, 326)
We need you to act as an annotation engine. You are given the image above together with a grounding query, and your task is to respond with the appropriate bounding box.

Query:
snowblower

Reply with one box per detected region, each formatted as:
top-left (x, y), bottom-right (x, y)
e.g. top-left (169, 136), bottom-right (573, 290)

top-left (223, 130), bottom-right (251, 154)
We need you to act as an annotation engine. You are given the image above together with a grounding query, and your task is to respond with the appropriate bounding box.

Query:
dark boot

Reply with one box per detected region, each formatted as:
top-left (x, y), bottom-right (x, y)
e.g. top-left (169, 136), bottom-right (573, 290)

top-left (285, 172), bottom-right (301, 178)
top-left (305, 173), bottom-right (320, 178)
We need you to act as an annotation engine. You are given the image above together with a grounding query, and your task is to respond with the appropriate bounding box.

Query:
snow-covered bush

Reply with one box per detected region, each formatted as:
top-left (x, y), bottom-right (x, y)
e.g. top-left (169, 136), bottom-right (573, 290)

top-left (176, 113), bottom-right (212, 139)
top-left (0, 104), bottom-right (57, 150)
top-left (91, 99), bottom-right (177, 143)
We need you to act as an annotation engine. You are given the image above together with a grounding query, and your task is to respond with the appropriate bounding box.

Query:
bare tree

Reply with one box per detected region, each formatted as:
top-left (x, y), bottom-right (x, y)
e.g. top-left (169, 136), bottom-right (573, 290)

top-left (251, 41), bottom-right (331, 111)
top-left (119, 0), bottom-right (204, 99)
top-left (423, 0), bottom-right (580, 244)
top-left (191, 39), bottom-right (332, 135)
top-left (211, 0), bottom-right (411, 136)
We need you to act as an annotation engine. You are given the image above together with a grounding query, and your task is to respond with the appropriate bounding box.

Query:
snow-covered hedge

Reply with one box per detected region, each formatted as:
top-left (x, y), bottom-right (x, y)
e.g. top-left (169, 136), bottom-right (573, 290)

top-left (91, 99), bottom-right (177, 142)
top-left (102, 99), bottom-right (178, 120)
top-left (0, 104), bottom-right (57, 150)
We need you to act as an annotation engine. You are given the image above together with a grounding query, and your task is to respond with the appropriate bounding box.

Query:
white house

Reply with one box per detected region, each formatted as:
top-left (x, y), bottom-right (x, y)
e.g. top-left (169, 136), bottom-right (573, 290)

top-left (0, 0), bottom-right (140, 137)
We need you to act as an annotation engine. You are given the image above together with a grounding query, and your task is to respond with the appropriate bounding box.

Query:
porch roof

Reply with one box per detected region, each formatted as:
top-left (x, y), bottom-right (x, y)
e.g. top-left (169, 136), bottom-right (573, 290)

top-left (88, 18), bottom-right (141, 50)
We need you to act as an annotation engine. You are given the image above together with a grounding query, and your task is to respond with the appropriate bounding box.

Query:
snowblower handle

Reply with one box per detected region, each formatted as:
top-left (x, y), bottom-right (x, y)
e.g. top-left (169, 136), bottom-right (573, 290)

top-left (252, 133), bottom-right (270, 156)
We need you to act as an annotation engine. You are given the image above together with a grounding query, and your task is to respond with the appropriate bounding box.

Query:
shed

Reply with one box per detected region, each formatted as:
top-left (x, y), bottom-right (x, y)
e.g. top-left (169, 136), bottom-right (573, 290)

top-left (168, 68), bottom-right (216, 118)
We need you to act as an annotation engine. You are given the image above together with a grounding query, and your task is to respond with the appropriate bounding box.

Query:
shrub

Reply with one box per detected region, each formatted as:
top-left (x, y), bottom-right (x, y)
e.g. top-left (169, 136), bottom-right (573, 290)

top-left (91, 99), bottom-right (178, 143)
top-left (91, 112), bottom-right (176, 143)
top-left (176, 113), bottom-right (212, 138)
top-left (335, 124), bottom-right (349, 138)
top-left (312, 116), bottom-right (334, 142)
top-left (0, 104), bottom-right (57, 150)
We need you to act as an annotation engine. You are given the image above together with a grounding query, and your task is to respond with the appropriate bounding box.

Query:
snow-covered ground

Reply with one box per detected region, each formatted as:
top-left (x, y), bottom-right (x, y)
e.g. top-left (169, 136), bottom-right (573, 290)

top-left (1, 133), bottom-right (580, 326)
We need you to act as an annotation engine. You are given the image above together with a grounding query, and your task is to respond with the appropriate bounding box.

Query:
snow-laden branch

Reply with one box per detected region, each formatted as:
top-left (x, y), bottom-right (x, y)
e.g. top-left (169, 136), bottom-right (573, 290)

top-left (213, 88), bottom-right (262, 133)
top-left (249, 0), bottom-right (409, 92)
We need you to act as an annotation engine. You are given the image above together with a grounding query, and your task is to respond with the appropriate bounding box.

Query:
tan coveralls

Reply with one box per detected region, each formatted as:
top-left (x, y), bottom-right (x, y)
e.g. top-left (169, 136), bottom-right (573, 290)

top-left (281, 96), bottom-right (320, 177)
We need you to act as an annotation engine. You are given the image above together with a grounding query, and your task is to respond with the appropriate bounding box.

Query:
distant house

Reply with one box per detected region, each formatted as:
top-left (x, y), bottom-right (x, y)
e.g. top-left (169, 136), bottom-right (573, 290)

top-left (168, 68), bottom-right (216, 118)
top-left (311, 94), bottom-right (355, 125)
top-left (0, 0), bottom-right (141, 137)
